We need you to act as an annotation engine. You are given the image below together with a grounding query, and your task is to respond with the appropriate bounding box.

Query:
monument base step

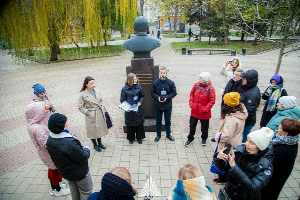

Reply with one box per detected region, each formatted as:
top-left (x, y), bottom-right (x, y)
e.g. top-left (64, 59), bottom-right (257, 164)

top-left (123, 118), bottom-right (165, 133)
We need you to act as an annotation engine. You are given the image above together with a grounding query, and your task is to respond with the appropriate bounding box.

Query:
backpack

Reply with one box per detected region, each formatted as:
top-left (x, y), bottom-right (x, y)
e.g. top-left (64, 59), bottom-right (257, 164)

top-left (195, 84), bottom-right (211, 99)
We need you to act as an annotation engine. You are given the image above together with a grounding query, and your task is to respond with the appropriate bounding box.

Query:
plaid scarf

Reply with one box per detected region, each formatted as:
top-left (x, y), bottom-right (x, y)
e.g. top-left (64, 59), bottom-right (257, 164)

top-left (169, 176), bottom-right (217, 200)
top-left (266, 84), bottom-right (281, 112)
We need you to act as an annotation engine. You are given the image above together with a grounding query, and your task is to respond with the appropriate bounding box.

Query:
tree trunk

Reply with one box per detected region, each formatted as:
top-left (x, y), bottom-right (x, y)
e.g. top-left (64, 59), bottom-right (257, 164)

top-left (275, 27), bottom-right (288, 74)
top-left (222, 2), bottom-right (228, 45)
top-left (50, 43), bottom-right (58, 61)
top-left (208, 35), bottom-right (211, 44)
top-left (241, 24), bottom-right (245, 41)
top-left (253, 37), bottom-right (258, 46)
top-left (168, 17), bottom-right (171, 34)
top-left (140, 0), bottom-right (144, 16)
top-left (173, 6), bottom-right (178, 37)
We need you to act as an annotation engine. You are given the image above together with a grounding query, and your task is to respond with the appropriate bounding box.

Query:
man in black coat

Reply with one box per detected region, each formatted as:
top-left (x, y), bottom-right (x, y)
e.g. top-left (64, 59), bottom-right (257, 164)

top-left (240, 69), bottom-right (261, 142)
top-left (151, 66), bottom-right (177, 142)
top-left (46, 113), bottom-right (93, 200)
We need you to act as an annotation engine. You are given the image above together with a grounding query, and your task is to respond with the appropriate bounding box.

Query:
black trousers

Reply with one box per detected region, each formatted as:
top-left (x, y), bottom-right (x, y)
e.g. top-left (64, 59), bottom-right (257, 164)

top-left (187, 116), bottom-right (209, 141)
top-left (127, 124), bottom-right (145, 141)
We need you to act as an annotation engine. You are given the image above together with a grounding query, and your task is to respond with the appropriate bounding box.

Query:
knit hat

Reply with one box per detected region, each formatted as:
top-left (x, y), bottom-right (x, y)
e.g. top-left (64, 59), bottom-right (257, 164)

top-left (199, 72), bottom-right (210, 83)
top-left (48, 113), bottom-right (67, 134)
top-left (97, 173), bottom-right (136, 200)
top-left (247, 127), bottom-right (274, 151)
top-left (223, 92), bottom-right (240, 107)
top-left (270, 74), bottom-right (280, 85)
top-left (279, 96), bottom-right (297, 110)
top-left (32, 83), bottom-right (46, 95)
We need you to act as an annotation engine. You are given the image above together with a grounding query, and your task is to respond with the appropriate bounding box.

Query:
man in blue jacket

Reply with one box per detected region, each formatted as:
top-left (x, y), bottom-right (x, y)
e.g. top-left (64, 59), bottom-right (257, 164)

top-left (151, 66), bottom-right (177, 142)
top-left (46, 113), bottom-right (93, 200)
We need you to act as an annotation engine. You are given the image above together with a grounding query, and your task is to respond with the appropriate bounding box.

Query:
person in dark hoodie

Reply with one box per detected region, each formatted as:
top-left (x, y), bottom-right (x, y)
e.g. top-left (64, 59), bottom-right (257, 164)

top-left (240, 69), bottom-right (261, 142)
top-left (46, 113), bottom-right (93, 200)
top-left (214, 127), bottom-right (274, 200)
top-left (260, 74), bottom-right (288, 127)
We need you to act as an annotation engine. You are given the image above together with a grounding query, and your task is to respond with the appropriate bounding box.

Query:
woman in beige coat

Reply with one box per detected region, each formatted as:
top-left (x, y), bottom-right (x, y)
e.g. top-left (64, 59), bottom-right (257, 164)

top-left (78, 76), bottom-right (109, 152)
top-left (213, 92), bottom-right (248, 184)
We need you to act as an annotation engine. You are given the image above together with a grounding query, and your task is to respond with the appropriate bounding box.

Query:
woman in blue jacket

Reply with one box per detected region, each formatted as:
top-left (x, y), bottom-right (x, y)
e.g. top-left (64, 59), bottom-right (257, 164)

top-left (267, 96), bottom-right (300, 131)
top-left (213, 127), bottom-right (274, 200)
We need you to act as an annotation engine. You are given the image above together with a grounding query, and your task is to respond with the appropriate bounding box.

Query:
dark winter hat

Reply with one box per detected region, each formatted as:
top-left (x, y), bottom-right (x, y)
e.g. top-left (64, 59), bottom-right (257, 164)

top-left (97, 173), bottom-right (136, 200)
top-left (48, 113), bottom-right (67, 134)
top-left (32, 83), bottom-right (46, 95)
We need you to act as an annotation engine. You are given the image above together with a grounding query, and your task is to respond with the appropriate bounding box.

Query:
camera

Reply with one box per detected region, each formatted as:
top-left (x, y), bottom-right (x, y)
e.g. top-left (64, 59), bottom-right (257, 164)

top-left (49, 105), bottom-right (56, 113)
top-left (160, 96), bottom-right (166, 101)
top-left (229, 60), bottom-right (233, 63)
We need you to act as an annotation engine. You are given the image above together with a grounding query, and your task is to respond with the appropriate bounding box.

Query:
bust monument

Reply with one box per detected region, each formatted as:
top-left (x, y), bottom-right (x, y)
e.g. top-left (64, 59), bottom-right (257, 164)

top-left (123, 16), bottom-right (161, 58)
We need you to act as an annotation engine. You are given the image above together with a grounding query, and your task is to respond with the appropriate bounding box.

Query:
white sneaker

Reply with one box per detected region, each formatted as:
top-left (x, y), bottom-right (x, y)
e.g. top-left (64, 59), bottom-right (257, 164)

top-left (50, 184), bottom-right (67, 196)
top-left (55, 188), bottom-right (70, 196)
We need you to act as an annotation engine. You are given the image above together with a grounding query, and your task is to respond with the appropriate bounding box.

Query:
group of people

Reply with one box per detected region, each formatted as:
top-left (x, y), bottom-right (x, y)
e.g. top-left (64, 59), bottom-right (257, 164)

top-left (25, 56), bottom-right (300, 199)
top-left (207, 57), bottom-right (300, 200)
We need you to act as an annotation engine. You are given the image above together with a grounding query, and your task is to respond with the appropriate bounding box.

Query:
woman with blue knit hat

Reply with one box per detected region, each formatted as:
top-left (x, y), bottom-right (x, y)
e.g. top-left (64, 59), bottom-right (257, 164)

top-left (25, 83), bottom-right (70, 196)
top-left (213, 127), bottom-right (274, 200)
top-left (260, 74), bottom-right (288, 127)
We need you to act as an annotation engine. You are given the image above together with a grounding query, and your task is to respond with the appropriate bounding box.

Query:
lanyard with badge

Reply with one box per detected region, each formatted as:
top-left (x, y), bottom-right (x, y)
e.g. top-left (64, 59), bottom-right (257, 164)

top-left (132, 86), bottom-right (138, 101)
top-left (160, 78), bottom-right (167, 96)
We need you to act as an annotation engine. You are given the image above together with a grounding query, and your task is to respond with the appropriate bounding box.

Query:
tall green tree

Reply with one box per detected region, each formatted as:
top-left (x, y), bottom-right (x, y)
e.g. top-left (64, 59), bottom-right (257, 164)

top-left (157, 0), bottom-right (188, 36)
top-left (0, 0), bottom-right (136, 62)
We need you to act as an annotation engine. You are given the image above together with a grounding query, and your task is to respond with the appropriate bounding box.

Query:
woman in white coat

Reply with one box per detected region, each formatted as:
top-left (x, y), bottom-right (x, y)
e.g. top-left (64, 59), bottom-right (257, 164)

top-left (78, 76), bottom-right (109, 152)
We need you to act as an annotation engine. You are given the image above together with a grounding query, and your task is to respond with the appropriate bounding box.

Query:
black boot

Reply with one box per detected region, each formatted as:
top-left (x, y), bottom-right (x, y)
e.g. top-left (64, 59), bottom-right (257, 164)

top-left (91, 139), bottom-right (101, 152)
top-left (97, 138), bottom-right (106, 149)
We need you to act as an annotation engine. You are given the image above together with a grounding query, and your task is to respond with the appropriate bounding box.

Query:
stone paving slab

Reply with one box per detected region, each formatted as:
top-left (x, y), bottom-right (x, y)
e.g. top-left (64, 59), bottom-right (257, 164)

top-left (0, 34), bottom-right (299, 199)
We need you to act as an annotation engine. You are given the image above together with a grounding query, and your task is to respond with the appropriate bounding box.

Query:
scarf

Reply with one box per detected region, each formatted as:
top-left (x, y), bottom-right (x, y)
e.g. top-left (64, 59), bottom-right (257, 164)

top-left (271, 131), bottom-right (300, 146)
top-left (168, 176), bottom-right (217, 200)
top-left (266, 84), bottom-right (282, 112)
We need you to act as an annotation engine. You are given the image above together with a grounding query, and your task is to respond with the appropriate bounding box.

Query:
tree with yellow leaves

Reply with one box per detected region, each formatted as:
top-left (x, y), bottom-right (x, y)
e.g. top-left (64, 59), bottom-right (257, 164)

top-left (0, 0), bottom-right (136, 62)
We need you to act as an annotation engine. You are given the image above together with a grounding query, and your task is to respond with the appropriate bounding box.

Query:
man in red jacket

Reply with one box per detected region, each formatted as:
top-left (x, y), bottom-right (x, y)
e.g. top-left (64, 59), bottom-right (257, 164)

top-left (185, 72), bottom-right (216, 147)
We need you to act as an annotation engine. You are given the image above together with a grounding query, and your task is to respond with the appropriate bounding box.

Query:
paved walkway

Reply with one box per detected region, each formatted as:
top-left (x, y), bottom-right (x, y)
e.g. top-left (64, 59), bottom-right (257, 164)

top-left (0, 34), bottom-right (299, 200)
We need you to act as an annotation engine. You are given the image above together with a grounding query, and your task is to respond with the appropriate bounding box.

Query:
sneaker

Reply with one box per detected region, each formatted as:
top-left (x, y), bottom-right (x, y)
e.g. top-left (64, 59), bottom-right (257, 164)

top-left (213, 178), bottom-right (226, 185)
top-left (202, 140), bottom-right (207, 146)
top-left (55, 188), bottom-right (71, 196)
top-left (185, 139), bottom-right (194, 147)
top-left (50, 184), bottom-right (67, 196)
top-left (211, 138), bottom-right (216, 142)
top-left (154, 136), bottom-right (161, 142)
top-left (129, 140), bottom-right (134, 144)
top-left (138, 140), bottom-right (142, 144)
top-left (166, 135), bottom-right (175, 141)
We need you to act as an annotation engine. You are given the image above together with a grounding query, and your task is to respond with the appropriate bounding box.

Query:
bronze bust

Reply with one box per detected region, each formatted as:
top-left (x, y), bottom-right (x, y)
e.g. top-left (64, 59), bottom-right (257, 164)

top-left (123, 16), bottom-right (161, 58)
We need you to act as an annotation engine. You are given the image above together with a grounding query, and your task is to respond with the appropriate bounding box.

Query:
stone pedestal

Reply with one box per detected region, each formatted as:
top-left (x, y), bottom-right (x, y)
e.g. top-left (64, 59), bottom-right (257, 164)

top-left (123, 57), bottom-right (165, 133)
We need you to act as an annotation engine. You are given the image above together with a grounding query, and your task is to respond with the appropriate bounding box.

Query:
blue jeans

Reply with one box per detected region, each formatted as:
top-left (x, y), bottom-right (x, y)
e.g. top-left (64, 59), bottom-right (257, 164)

top-left (242, 125), bottom-right (255, 143)
top-left (155, 109), bottom-right (172, 137)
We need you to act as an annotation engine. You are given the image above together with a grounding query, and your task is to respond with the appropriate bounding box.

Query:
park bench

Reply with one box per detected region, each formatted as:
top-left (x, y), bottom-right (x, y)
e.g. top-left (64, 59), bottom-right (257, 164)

top-left (187, 48), bottom-right (236, 56)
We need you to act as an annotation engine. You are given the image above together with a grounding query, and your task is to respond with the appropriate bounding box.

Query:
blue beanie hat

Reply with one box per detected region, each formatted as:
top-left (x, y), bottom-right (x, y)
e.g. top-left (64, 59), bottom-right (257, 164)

top-left (97, 173), bottom-right (136, 200)
top-left (32, 83), bottom-right (46, 95)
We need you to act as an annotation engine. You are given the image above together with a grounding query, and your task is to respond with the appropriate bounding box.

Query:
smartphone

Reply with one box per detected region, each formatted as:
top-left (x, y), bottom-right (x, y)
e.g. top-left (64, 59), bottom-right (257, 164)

top-left (223, 141), bottom-right (232, 155)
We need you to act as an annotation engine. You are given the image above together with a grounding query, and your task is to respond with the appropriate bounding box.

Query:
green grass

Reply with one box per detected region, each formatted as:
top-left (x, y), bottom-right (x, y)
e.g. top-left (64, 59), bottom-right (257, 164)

top-left (170, 40), bottom-right (289, 54)
top-left (111, 37), bottom-right (129, 40)
top-left (231, 31), bottom-right (300, 37)
top-left (30, 45), bottom-right (124, 63)
top-left (163, 33), bottom-right (188, 38)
